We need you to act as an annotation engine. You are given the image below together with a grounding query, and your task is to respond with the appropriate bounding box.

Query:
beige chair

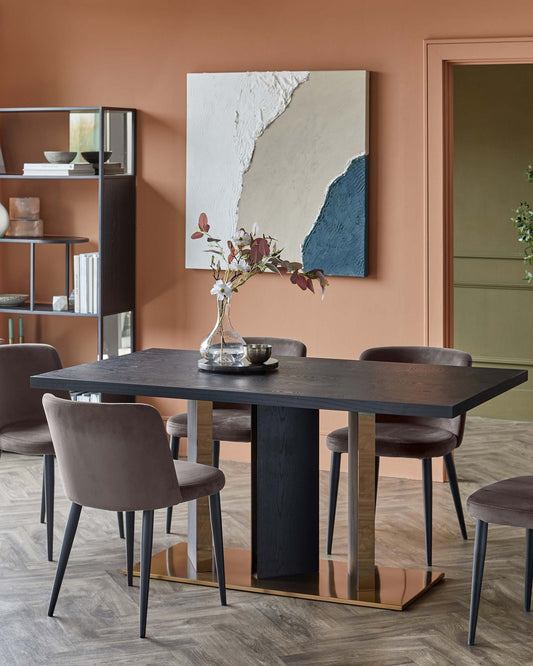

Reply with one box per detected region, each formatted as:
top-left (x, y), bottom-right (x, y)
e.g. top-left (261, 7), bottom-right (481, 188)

top-left (165, 336), bottom-right (307, 533)
top-left (0, 343), bottom-right (66, 561)
top-left (467, 476), bottom-right (533, 645)
top-left (326, 346), bottom-right (471, 565)
top-left (43, 394), bottom-right (226, 638)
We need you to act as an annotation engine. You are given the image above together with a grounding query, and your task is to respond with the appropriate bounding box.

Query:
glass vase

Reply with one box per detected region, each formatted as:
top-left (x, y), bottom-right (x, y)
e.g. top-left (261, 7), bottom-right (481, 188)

top-left (200, 297), bottom-right (246, 365)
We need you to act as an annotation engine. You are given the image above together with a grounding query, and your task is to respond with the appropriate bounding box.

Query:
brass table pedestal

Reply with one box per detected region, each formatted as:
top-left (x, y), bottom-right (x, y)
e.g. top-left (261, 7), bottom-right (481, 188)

top-left (130, 543), bottom-right (444, 611)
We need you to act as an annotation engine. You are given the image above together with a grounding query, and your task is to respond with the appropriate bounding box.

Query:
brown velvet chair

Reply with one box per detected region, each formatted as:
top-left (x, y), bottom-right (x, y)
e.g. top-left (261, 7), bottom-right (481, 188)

top-left (467, 476), bottom-right (533, 645)
top-left (43, 394), bottom-right (226, 639)
top-left (326, 346), bottom-right (471, 566)
top-left (165, 336), bottom-right (307, 533)
top-left (0, 343), bottom-right (67, 561)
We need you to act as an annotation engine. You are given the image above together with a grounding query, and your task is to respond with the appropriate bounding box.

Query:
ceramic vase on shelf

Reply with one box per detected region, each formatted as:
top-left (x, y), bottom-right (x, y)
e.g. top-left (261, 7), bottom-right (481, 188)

top-left (200, 297), bottom-right (245, 365)
top-left (0, 202), bottom-right (9, 238)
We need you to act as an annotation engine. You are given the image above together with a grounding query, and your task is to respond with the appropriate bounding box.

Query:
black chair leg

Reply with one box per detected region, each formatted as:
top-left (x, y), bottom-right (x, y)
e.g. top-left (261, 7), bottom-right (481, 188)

top-left (375, 455), bottom-right (380, 508)
top-left (40, 465), bottom-right (46, 524)
top-left (125, 511), bottom-right (135, 587)
top-left (326, 451), bottom-right (341, 555)
top-left (209, 492), bottom-right (226, 606)
top-left (422, 458), bottom-right (433, 567)
top-left (117, 512), bottom-right (125, 539)
top-left (44, 455), bottom-right (54, 562)
top-left (526, 529), bottom-right (533, 612)
top-left (170, 436), bottom-right (180, 460)
top-left (48, 502), bottom-right (82, 616)
top-left (166, 437), bottom-right (180, 533)
top-left (444, 452), bottom-right (467, 540)
top-left (140, 509), bottom-right (154, 638)
top-left (468, 519), bottom-right (488, 645)
top-left (212, 440), bottom-right (220, 468)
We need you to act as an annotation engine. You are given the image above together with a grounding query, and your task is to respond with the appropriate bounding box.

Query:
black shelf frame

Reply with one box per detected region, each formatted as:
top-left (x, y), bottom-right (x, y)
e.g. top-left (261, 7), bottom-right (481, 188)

top-left (0, 174), bottom-right (98, 180)
top-left (0, 175), bottom-right (133, 179)
top-left (0, 303), bottom-right (97, 317)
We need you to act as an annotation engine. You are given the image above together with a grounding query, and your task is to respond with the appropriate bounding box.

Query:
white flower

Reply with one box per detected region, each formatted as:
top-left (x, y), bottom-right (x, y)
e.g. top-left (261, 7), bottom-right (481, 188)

top-left (232, 229), bottom-right (250, 246)
top-left (210, 279), bottom-right (233, 301)
top-left (229, 258), bottom-right (250, 273)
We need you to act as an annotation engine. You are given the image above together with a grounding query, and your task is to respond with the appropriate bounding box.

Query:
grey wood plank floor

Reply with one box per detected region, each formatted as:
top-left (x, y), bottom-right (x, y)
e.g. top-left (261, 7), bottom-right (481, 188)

top-left (1, 416), bottom-right (533, 665)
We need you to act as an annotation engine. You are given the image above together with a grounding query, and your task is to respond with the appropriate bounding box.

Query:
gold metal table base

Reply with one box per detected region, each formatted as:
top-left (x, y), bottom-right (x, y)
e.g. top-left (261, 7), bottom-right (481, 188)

top-left (129, 543), bottom-right (444, 611)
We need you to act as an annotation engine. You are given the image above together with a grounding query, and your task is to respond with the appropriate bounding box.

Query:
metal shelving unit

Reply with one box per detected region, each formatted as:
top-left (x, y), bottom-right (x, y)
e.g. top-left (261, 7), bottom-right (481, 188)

top-left (0, 106), bottom-right (137, 364)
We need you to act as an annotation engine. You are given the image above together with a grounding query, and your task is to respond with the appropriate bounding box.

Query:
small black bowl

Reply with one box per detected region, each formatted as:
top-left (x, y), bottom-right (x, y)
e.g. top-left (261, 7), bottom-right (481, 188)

top-left (81, 151), bottom-right (112, 165)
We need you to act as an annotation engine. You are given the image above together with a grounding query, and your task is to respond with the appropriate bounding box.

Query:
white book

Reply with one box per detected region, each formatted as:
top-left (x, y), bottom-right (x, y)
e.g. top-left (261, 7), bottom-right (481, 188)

top-left (23, 169), bottom-right (94, 175)
top-left (82, 252), bottom-right (99, 314)
top-left (85, 253), bottom-right (91, 314)
top-left (24, 162), bottom-right (95, 171)
top-left (73, 254), bottom-right (80, 313)
top-left (87, 253), bottom-right (93, 313)
top-left (79, 254), bottom-right (87, 313)
top-left (92, 253), bottom-right (99, 313)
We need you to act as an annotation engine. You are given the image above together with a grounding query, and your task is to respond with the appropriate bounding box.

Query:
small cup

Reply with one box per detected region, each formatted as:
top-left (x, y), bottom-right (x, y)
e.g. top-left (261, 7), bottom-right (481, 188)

top-left (245, 343), bottom-right (272, 365)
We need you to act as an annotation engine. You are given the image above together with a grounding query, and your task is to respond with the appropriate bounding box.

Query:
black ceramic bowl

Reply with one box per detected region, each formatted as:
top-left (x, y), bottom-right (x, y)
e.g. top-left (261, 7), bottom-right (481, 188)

top-left (81, 151), bottom-right (112, 165)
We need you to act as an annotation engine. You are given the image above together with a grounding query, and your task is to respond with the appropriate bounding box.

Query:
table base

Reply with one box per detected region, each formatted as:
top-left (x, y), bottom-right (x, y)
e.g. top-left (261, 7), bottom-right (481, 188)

top-left (128, 543), bottom-right (444, 610)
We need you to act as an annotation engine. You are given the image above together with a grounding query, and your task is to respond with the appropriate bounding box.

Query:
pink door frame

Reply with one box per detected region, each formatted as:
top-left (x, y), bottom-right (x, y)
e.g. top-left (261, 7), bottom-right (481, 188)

top-left (424, 37), bottom-right (533, 347)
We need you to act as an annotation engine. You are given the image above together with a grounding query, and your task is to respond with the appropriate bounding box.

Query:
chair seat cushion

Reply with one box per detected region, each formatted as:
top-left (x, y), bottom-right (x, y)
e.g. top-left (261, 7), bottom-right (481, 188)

top-left (0, 420), bottom-right (54, 456)
top-left (174, 460), bottom-right (225, 502)
top-left (166, 408), bottom-right (251, 442)
top-left (326, 422), bottom-right (457, 459)
top-left (467, 476), bottom-right (533, 528)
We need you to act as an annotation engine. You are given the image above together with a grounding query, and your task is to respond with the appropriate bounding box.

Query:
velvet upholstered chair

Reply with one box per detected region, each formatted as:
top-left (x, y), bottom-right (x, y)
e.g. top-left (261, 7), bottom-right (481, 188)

top-left (0, 343), bottom-right (67, 561)
top-left (43, 394), bottom-right (226, 638)
top-left (467, 476), bottom-right (533, 645)
top-left (326, 346), bottom-right (472, 566)
top-left (165, 336), bottom-right (307, 533)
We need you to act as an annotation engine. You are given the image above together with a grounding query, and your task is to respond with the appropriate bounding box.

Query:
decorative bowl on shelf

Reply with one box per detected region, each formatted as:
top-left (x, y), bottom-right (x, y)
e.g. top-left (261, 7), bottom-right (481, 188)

top-left (81, 151), bottom-right (112, 165)
top-left (0, 294), bottom-right (29, 307)
top-left (44, 151), bottom-right (77, 164)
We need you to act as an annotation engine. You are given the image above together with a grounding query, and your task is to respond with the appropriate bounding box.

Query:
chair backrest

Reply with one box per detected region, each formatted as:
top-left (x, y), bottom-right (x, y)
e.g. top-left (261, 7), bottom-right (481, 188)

top-left (0, 343), bottom-right (66, 432)
top-left (359, 346), bottom-right (472, 445)
top-left (244, 337), bottom-right (307, 358)
top-left (42, 394), bottom-right (183, 512)
top-left (215, 337), bottom-right (307, 411)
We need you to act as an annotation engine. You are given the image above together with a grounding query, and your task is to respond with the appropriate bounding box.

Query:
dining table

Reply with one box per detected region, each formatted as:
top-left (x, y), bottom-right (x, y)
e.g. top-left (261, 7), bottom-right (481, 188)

top-left (31, 348), bottom-right (527, 610)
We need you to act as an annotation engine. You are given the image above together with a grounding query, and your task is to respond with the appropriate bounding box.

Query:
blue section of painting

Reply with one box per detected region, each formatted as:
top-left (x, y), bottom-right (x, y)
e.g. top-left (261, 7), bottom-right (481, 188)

top-left (302, 154), bottom-right (369, 277)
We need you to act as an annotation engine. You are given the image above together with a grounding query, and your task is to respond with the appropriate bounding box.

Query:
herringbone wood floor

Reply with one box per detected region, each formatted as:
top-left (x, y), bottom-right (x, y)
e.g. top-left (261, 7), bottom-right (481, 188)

top-left (1, 416), bottom-right (533, 665)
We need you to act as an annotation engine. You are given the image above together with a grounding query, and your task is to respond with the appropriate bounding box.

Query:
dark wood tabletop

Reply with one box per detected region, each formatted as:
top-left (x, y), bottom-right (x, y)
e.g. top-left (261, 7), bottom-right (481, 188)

top-left (30, 348), bottom-right (528, 417)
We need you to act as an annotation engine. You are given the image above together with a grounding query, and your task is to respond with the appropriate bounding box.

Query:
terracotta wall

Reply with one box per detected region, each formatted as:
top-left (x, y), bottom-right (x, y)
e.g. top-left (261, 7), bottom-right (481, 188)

top-left (1, 0), bottom-right (530, 477)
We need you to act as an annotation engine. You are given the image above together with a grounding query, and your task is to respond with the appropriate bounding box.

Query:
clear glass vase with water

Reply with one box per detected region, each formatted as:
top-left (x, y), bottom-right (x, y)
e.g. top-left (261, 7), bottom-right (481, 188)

top-left (200, 298), bottom-right (245, 365)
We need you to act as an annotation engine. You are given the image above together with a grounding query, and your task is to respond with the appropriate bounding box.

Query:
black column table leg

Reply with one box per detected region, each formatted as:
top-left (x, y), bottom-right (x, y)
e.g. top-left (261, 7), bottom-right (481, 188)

top-left (252, 405), bottom-right (320, 578)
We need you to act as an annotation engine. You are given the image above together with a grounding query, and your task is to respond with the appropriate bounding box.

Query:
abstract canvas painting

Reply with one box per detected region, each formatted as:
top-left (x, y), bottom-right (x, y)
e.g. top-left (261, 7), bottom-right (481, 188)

top-left (186, 70), bottom-right (369, 277)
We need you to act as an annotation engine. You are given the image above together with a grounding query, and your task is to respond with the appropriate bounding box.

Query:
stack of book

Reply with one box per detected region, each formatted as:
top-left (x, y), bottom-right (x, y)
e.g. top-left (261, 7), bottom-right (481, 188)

top-left (23, 162), bottom-right (95, 176)
top-left (73, 252), bottom-right (99, 313)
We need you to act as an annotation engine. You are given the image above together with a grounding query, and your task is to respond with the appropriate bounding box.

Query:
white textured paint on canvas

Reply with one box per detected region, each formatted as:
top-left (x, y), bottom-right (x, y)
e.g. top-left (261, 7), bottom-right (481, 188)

top-left (186, 70), bottom-right (369, 276)
top-left (239, 71), bottom-right (368, 264)
top-left (186, 71), bottom-right (309, 268)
